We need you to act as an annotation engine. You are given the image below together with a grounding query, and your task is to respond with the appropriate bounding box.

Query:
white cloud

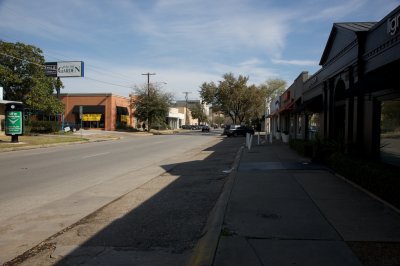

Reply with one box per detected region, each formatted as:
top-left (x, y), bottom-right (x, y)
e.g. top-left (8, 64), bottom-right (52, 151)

top-left (238, 58), bottom-right (264, 67)
top-left (124, 0), bottom-right (291, 57)
top-left (271, 58), bottom-right (319, 66)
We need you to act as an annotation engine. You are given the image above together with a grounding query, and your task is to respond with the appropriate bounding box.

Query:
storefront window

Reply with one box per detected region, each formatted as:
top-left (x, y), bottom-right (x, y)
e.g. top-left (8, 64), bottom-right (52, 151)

top-left (298, 116), bottom-right (302, 135)
top-left (380, 99), bottom-right (400, 166)
top-left (308, 113), bottom-right (320, 140)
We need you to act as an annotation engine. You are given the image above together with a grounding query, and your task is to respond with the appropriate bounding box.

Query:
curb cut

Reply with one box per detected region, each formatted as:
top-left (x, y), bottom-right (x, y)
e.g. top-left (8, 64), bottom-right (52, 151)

top-left (189, 145), bottom-right (244, 266)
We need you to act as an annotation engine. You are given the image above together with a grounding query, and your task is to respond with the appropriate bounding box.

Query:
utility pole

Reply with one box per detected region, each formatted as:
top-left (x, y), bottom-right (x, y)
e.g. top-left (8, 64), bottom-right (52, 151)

top-left (142, 72), bottom-right (156, 131)
top-left (183, 92), bottom-right (191, 125)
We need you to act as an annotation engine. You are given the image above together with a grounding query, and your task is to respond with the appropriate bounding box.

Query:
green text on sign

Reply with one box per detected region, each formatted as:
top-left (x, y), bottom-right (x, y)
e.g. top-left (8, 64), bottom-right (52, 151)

top-left (6, 111), bottom-right (23, 135)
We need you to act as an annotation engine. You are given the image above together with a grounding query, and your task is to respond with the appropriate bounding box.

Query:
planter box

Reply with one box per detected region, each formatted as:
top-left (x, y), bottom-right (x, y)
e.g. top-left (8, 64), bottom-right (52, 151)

top-left (282, 133), bottom-right (289, 143)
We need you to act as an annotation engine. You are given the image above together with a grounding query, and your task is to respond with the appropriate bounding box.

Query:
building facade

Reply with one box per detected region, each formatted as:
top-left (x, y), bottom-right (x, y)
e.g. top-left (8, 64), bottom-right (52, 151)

top-left (60, 93), bottom-right (134, 131)
top-left (271, 6), bottom-right (400, 162)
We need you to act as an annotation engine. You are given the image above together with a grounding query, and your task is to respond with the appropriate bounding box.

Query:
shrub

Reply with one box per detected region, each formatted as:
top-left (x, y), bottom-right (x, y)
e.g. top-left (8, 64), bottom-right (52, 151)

top-left (25, 121), bottom-right (61, 134)
top-left (290, 138), bottom-right (400, 209)
top-left (327, 153), bottom-right (400, 208)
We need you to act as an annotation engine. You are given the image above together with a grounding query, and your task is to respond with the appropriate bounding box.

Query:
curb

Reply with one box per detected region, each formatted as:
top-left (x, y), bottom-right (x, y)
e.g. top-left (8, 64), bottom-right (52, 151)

top-left (189, 145), bottom-right (244, 266)
top-left (0, 137), bottom-right (119, 153)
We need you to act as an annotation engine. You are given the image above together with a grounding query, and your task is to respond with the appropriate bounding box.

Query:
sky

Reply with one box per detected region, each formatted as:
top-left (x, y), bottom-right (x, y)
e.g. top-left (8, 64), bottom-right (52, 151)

top-left (0, 0), bottom-right (399, 101)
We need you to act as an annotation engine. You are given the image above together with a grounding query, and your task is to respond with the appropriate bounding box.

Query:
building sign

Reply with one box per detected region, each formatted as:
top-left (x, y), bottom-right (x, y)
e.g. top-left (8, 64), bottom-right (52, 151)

top-left (82, 114), bottom-right (102, 122)
top-left (6, 111), bottom-right (23, 135)
top-left (58, 61), bottom-right (84, 77)
top-left (44, 61), bottom-right (84, 77)
top-left (388, 12), bottom-right (400, 36)
top-left (44, 62), bottom-right (58, 77)
top-left (121, 115), bottom-right (129, 122)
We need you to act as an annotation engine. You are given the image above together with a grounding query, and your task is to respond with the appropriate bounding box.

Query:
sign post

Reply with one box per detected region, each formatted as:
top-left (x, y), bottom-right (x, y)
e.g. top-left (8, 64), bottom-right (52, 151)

top-left (5, 103), bottom-right (24, 143)
top-left (79, 106), bottom-right (83, 138)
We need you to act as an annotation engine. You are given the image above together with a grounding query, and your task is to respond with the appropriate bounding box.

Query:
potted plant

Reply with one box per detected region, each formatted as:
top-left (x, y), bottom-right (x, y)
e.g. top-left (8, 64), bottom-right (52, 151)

top-left (282, 130), bottom-right (289, 143)
top-left (275, 129), bottom-right (281, 140)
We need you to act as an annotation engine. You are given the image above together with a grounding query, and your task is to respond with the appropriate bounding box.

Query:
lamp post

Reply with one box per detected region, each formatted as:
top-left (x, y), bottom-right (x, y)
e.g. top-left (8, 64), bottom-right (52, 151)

top-left (142, 72), bottom-right (156, 131)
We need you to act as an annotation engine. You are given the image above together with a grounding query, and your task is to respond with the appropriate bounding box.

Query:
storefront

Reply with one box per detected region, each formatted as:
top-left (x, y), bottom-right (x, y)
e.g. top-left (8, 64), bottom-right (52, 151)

top-left (60, 93), bottom-right (134, 131)
top-left (299, 6), bottom-right (400, 160)
top-left (279, 72), bottom-right (309, 142)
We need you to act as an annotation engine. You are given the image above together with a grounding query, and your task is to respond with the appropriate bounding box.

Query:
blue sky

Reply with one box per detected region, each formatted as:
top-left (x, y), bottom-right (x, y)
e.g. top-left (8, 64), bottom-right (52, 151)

top-left (0, 0), bottom-right (399, 100)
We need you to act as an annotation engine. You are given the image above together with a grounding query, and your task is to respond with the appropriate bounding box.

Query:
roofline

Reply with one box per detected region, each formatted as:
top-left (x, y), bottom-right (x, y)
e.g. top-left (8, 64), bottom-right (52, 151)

top-left (58, 93), bottom-right (130, 99)
top-left (319, 22), bottom-right (375, 66)
top-left (368, 5), bottom-right (400, 32)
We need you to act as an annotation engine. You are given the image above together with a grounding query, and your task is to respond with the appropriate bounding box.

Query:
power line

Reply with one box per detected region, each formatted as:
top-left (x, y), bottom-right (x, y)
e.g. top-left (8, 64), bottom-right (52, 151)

top-left (1, 37), bottom-right (136, 86)
top-left (183, 91), bottom-right (192, 126)
top-left (0, 51), bottom-right (44, 67)
top-left (0, 51), bottom-right (134, 88)
top-left (84, 77), bottom-right (132, 88)
top-left (183, 91), bottom-right (192, 102)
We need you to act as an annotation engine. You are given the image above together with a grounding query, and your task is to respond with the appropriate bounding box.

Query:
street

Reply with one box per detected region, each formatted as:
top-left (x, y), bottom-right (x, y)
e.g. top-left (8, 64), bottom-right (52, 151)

top-left (0, 130), bottom-right (242, 264)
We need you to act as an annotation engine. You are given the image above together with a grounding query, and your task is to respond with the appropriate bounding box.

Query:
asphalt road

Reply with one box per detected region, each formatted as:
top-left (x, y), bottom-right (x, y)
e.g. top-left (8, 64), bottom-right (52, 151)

top-left (0, 131), bottom-right (229, 263)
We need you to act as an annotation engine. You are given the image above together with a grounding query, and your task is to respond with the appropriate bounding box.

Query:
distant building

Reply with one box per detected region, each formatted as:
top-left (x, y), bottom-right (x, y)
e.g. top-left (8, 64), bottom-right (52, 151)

top-left (60, 93), bottom-right (134, 131)
top-left (173, 100), bottom-right (210, 126)
top-left (167, 107), bottom-right (185, 129)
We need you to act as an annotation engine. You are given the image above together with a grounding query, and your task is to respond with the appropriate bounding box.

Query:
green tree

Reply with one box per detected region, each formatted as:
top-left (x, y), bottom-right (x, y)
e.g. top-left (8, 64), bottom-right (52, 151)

top-left (132, 84), bottom-right (173, 132)
top-left (259, 78), bottom-right (287, 100)
top-left (252, 79), bottom-right (287, 127)
top-left (200, 73), bottom-right (268, 124)
top-left (189, 102), bottom-right (208, 124)
top-left (0, 41), bottom-right (64, 114)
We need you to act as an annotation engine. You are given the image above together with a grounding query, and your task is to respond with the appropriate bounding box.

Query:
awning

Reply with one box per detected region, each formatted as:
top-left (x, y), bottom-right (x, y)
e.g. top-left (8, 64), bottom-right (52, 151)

top-left (267, 110), bottom-right (279, 118)
top-left (72, 105), bottom-right (105, 114)
top-left (116, 106), bottom-right (129, 115)
top-left (279, 100), bottom-right (295, 113)
top-left (302, 95), bottom-right (323, 113)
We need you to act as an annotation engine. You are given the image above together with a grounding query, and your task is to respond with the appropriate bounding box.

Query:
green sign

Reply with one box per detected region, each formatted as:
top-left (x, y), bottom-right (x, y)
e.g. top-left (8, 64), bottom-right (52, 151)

top-left (6, 111), bottom-right (23, 135)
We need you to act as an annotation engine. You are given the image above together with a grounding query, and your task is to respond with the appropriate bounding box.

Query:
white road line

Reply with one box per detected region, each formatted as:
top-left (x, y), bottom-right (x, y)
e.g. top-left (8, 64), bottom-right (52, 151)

top-left (82, 152), bottom-right (110, 159)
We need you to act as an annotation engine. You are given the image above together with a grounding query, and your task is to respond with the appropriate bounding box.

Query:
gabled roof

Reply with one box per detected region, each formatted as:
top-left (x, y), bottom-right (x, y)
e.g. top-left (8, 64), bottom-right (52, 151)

top-left (319, 22), bottom-right (376, 66)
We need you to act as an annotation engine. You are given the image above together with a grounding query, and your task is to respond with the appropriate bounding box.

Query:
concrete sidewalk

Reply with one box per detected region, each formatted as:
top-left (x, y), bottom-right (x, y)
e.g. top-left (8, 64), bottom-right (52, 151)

top-left (210, 141), bottom-right (400, 265)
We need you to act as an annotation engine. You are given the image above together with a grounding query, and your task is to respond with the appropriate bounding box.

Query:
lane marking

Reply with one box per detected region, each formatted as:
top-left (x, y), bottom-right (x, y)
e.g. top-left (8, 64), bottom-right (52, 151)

top-left (82, 152), bottom-right (110, 159)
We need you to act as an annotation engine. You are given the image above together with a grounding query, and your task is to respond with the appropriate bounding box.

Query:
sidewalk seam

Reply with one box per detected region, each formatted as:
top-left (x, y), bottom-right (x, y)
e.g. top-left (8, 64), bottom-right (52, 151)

top-left (292, 172), bottom-right (345, 241)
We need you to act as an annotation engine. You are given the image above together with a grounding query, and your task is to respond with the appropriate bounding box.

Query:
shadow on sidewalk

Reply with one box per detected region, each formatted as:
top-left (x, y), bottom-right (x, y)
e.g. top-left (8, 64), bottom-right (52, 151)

top-left (50, 137), bottom-right (245, 265)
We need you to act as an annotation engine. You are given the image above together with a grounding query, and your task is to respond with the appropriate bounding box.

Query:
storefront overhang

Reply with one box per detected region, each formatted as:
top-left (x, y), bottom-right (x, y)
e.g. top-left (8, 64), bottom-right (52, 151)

top-left (72, 105), bottom-right (105, 113)
top-left (302, 95), bottom-right (323, 113)
top-left (279, 100), bottom-right (295, 114)
top-left (267, 110), bottom-right (279, 118)
top-left (116, 106), bottom-right (129, 115)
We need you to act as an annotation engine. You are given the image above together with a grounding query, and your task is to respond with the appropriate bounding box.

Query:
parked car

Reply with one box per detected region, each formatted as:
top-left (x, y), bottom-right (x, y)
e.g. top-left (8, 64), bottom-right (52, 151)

top-left (201, 125), bottom-right (210, 132)
top-left (225, 125), bottom-right (254, 137)
top-left (223, 124), bottom-right (240, 135)
top-left (64, 122), bottom-right (80, 132)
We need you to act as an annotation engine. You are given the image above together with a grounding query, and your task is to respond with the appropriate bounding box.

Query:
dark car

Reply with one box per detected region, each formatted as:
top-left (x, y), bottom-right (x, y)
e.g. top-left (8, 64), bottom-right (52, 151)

top-left (223, 124), bottom-right (240, 135)
top-left (201, 125), bottom-right (210, 132)
top-left (225, 125), bottom-right (254, 137)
